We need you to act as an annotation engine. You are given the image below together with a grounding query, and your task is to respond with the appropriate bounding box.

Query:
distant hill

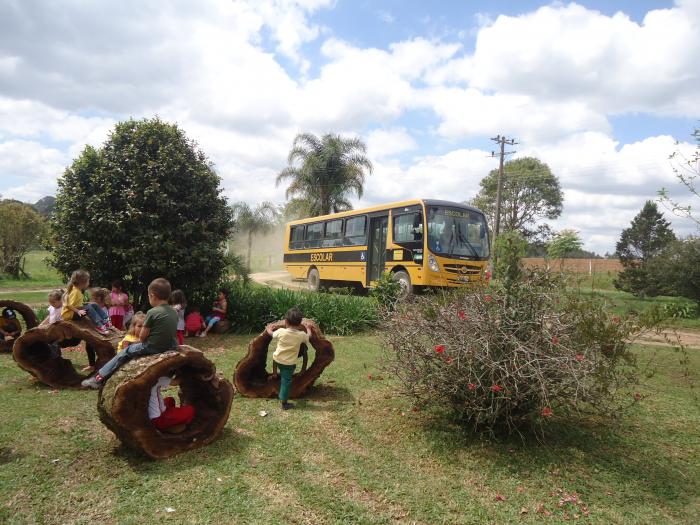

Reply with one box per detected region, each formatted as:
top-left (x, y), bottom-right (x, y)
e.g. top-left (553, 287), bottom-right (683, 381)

top-left (33, 196), bottom-right (56, 217)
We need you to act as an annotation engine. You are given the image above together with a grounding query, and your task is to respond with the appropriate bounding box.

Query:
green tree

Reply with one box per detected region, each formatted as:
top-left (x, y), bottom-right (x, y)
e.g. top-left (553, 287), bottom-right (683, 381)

top-left (472, 157), bottom-right (563, 238)
top-left (50, 117), bottom-right (234, 307)
top-left (547, 229), bottom-right (583, 260)
top-left (650, 237), bottom-right (700, 308)
top-left (614, 201), bottom-right (675, 297)
top-left (0, 201), bottom-right (45, 277)
top-left (231, 201), bottom-right (279, 270)
top-left (276, 133), bottom-right (373, 216)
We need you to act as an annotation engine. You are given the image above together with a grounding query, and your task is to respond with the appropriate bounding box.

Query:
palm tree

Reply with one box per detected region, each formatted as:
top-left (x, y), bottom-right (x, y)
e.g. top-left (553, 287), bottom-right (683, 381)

top-left (231, 201), bottom-right (279, 270)
top-left (276, 133), bottom-right (373, 216)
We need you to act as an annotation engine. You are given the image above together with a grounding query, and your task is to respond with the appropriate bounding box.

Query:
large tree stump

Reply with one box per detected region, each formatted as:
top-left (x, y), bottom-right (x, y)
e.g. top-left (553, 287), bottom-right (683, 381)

top-left (0, 300), bottom-right (38, 353)
top-left (97, 346), bottom-right (234, 459)
top-left (12, 319), bottom-right (119, 388)
top-left (234, 319), bottom-right (334, 398)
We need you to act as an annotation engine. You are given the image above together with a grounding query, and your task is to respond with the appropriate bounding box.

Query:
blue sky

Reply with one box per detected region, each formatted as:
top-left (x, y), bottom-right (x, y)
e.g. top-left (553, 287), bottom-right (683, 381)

top-left (0, 0), bottom-right (698, 253)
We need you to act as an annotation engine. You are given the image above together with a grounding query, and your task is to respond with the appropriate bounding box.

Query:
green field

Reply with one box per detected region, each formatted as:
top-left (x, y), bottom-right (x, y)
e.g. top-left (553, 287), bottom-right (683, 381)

top-left (0, 250), bottom-right (64, 290)
top-left (0, 335), bottom-right (698, 524)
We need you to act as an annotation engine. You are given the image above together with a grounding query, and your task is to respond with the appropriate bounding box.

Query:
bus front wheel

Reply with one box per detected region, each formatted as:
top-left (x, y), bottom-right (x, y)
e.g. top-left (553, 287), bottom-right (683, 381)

top-left (307, 268), bottom-right (321, 292)
top-left (392, 270), bottom-right (412, 300)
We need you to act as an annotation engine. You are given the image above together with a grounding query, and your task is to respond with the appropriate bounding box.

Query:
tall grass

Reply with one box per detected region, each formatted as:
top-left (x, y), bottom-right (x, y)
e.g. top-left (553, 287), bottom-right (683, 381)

top-left (222, 281), bottom-right (379, 335)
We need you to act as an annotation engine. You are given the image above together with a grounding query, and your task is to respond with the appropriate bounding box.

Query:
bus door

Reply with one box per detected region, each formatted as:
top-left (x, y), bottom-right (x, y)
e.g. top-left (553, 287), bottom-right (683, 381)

top-left (367, 215), bottom-right (388, 285)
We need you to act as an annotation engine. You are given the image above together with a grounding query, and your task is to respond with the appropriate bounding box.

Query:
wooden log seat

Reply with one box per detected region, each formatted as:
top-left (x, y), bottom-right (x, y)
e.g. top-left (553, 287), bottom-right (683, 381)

top-left (233, 319), bottom-right (334, 398)
top-left (212, 319), bottom-right (231, 334)
top-left (97, 346), bottom-right (234, 459)
top-left (0, 300), bottom-right (38, 353)
top-left (12, 318), bottom-right (119, 388)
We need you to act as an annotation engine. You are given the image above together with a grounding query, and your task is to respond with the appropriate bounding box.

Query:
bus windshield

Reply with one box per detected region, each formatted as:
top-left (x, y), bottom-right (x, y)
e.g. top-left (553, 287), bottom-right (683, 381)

top-left (427, 206), bottom-right (490, 260)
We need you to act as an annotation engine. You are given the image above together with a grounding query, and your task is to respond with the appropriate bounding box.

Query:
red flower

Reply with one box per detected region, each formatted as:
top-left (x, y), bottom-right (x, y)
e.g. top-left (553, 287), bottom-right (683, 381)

top-left (434, 345), bottom-right (445, 354)
top-left (634, 392), bottom-right (642, 401)
top-left (368, 374), bottom-right (373, 380)
top-left (457, 310), bottom-right (467, 320)
top-left (575, 354), bottom-right (584, 362)
top-left (551, 336), bottom-right (559, 345)
top-left (491, 384), bottom-right (502, 393)
top-left (484, 294), bottom-right (493, 302)
top-left (612, 316), bottom-right (620, 324)
top-left (444, 357), bottom-right (453, 364)
top-left (485, 271), bottom-right (492, 283)
top-left (495, 494), bottom-right (505, 502)
top-left (468, 383), bottom-right (476, 390)
top-left (541, 407), bottom-right (553, 417)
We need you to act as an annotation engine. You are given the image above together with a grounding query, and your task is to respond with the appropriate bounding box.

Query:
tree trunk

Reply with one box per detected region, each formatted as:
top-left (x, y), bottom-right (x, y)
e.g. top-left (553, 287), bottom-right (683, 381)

top-left (13, 318), bottom-right (119, 387)
top-left (247, 231), bottom-right (253, 270)
top-left (97, 346), bottom-right (234, 459)
top-left (234, 319), bottom-right (334, 398)
top-left (0, 300), bottom-right (38, 352)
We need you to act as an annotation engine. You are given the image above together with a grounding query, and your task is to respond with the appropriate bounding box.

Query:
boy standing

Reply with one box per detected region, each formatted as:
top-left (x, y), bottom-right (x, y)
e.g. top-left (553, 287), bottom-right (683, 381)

top-left (267, 307), bottom-right (310, 410)
top-left (82, 278), bottom-right (178, 389)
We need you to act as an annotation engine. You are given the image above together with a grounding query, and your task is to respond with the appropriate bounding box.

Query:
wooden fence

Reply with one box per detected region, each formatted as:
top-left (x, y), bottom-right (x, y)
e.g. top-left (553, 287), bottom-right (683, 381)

top-left (522, 258), bottom-right (622, 274)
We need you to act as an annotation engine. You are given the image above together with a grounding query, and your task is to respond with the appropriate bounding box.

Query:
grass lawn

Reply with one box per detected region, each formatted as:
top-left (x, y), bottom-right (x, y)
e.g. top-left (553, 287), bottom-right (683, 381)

top-left (0, 251), bottom-right (64, 290)
top-left (0, 334), bottom-right (698, 524)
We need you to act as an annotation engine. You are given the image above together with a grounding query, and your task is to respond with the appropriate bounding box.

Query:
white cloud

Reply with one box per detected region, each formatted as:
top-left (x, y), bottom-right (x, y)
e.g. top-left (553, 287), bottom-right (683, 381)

top-left (464, 2), bottom-right (700, 116)
top-left (365, 128), bottom-right (417, 159)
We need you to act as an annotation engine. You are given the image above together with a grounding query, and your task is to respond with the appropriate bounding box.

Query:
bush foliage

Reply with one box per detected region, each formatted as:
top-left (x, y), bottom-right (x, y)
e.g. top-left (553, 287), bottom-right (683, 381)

top-left (221, 281), bottom-right (379, 335)
top-left (50, 117), bottom-right (233, 308)
top-left (382, 270), bottom-right (655, 436)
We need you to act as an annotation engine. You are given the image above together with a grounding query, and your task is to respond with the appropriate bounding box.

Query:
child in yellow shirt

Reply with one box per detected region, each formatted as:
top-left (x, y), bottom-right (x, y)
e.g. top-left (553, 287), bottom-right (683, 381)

top-left (266, 307), bottom-right (310, 410)
top-left (118, 312), bottom-right (146, 352)
top-left (61, 270), bottom-right (112, 335)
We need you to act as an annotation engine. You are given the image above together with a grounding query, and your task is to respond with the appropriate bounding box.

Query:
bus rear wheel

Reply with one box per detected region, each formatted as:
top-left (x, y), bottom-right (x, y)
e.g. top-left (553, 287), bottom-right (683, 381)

top-left (392, 270), bottom-right (412, 300)
top-left (307, 268), bottom-right (321, 292)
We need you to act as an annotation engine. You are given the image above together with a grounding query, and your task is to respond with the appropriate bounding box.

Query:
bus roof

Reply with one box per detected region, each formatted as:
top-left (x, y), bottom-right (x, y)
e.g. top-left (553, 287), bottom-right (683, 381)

top-left (286, 199), bottom-right (485, 225)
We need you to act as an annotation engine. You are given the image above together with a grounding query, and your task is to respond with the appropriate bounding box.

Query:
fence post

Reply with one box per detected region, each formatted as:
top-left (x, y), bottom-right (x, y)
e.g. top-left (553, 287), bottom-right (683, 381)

top-left (589, 259), bottom-right (592, 276)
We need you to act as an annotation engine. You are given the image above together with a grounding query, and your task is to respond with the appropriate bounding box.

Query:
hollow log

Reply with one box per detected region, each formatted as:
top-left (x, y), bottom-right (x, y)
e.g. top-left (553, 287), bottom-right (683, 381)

top-left (234, 319), bottom-right (334, 398)
top-left (12, 319), bottom-right (119, 388)
top-left (0, 300), bottom-right (38, 353)
top-left (97, 346), bottom-right (234, 459)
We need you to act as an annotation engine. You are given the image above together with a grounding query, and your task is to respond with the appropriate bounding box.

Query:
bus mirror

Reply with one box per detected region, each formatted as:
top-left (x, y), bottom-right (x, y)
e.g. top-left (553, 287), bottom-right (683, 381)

top-left (413, 252), bottom-right (423, 263)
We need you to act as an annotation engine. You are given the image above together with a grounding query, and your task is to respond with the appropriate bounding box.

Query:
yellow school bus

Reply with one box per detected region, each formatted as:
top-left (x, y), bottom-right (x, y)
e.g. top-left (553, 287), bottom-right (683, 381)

top-left (283, 199), bottom-right (490, 296)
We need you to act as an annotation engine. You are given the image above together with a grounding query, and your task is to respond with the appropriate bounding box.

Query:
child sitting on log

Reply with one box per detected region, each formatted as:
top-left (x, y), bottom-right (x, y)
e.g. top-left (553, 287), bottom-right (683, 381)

top-left (199, 288), bottom-right (228, 337)
top-left (39, 289), bottom-right (64, 327)
top-left (82, 278), bottom-right (178, 389)
top-left (61, 270), bottom-right (113, 335)
top-left (148, 374), bottom-right (195, 433)
top-left (0, 308), bottom-right (21, 342)
top-left (117, 312), bottom-right (146, 352)
top-left (266, 307), bottom-right (310, 410)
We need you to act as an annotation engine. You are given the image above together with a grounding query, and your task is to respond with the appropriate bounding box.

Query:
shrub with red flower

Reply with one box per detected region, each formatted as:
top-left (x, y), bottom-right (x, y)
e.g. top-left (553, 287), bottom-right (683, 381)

top-left (541, 407), bottom-right (553, 417)
top-left (382, 268), bottom-right (655, 436)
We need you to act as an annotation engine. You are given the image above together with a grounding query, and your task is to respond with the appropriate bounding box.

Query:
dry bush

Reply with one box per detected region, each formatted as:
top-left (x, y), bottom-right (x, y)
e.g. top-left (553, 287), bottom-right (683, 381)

top-left (382, 270), bottom-right (656, 436)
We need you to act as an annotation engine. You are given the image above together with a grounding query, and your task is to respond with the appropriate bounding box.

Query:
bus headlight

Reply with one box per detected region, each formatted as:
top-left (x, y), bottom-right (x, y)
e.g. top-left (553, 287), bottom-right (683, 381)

top-left (428, 254), bottom-right (439, 272)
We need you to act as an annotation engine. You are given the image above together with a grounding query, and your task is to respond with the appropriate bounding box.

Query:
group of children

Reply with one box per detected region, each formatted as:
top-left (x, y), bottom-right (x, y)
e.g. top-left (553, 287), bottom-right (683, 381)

top-left (24, 268), bottom-right (309, 434)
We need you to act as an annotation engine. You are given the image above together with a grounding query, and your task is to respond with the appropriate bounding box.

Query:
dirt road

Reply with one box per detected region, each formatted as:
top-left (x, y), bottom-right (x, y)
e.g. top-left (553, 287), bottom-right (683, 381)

top-left (250, 270), bottom-right (306, 290)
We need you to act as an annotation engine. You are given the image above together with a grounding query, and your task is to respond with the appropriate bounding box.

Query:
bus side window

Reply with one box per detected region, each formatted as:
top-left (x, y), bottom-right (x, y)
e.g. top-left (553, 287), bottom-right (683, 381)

top-left (289, 225), bottom-right (305, 250)
top-left (322, 219), bottom-right (343, 248)
top-left (393, 212), bottom-right (423, 244)
top-left (344, 216), bottom-right (367, 246)
top-left (305, 223), bottom-right (323, 248)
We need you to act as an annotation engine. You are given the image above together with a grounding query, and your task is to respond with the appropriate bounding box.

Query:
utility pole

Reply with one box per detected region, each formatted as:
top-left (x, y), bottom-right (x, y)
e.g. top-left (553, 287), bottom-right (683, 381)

top-left (490, 134), bottom-right (517, 247)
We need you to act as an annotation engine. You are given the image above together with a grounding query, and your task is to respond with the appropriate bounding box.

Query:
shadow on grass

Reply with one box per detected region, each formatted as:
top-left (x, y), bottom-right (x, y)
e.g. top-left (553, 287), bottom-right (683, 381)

top-left (112, 427), bottom-right (253, 472)
top-left (303, 383), bottom-right (355, 403)
top-left (421, 412), bottom-right (696, 508)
